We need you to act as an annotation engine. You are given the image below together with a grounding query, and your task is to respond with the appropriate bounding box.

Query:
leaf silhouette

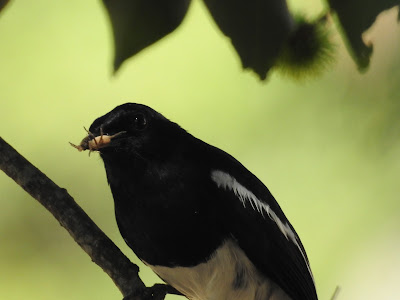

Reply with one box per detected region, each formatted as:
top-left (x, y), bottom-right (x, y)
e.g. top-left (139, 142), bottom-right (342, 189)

top-left (0, 0), bottom-right (9, 14)
top-left (203, 0), bottom-right (296, 80)
top-left (329, 0), bottom-right (400, 71)
top-left (103, 0), bottom-right (191, 71)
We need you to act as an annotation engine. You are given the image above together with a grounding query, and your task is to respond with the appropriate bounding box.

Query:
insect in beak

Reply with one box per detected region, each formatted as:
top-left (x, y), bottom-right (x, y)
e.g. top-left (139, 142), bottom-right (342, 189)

top-left (70, 127), bottom-right (126, 154)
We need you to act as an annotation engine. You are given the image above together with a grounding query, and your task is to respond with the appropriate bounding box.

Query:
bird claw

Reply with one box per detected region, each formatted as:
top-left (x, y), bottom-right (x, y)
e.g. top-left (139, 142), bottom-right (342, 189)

top-left (122, 284), bottom-right (172, 300)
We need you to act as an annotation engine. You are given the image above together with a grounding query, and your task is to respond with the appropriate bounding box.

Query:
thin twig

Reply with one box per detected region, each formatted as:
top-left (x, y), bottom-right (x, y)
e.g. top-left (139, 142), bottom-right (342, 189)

top-left (0, 136), bottom-right (172, 300)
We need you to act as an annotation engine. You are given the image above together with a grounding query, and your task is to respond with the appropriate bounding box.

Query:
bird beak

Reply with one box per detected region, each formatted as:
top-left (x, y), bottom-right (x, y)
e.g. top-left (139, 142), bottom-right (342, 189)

top-left (70, 128), bottom-right (126, 152)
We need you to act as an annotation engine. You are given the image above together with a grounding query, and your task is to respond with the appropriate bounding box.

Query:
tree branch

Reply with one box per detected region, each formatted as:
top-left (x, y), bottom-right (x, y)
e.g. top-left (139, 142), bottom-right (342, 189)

top-left (0, 136), bottom-right (177, 300)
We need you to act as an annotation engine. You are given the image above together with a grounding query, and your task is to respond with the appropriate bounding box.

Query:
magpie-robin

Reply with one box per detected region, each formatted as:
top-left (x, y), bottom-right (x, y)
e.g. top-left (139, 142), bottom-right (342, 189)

top-left (75, 103), bottom-right (318, 300)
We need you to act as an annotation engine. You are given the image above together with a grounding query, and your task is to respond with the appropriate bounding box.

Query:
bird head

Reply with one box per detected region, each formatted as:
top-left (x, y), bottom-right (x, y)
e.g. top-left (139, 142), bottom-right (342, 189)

top-left (70, 103), bottom-right (181, 161)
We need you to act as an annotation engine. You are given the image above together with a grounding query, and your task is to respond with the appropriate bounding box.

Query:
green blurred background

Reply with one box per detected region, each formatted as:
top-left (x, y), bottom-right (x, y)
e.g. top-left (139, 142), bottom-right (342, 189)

top-left (1, 1), bottom-right (400, 299)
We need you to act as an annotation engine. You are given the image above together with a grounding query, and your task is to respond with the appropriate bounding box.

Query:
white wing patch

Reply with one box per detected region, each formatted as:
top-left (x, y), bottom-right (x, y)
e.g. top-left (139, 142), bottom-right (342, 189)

top-left (211, 170), bottom-right (292, 238)
top-left (211, 170), bottom-right (314, 282)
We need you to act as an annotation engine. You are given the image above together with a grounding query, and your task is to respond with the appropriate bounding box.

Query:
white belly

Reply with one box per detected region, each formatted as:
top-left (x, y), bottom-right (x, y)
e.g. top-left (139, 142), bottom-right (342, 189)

top-left (146, 240), bottom-right (291, 300)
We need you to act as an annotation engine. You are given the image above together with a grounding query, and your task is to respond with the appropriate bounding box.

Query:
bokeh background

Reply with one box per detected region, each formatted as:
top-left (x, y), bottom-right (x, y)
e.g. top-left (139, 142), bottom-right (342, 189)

top-left (1, 0), bottom-right (400, 299)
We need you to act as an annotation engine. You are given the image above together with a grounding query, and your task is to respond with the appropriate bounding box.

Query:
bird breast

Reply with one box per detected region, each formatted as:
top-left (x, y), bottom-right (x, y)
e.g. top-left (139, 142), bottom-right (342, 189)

top-left (146, 239), bottom-right (291, 300)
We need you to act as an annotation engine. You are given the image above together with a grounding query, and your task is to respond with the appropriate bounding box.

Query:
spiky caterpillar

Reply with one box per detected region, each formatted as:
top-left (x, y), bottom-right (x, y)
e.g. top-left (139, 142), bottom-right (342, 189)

top-left (275, 14), bottom-right (336, 79)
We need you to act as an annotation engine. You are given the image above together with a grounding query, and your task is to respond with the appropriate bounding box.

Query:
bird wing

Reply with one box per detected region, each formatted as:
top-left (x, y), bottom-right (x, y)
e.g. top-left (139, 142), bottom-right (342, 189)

top-left (209, 164), bottom-right (318, 300)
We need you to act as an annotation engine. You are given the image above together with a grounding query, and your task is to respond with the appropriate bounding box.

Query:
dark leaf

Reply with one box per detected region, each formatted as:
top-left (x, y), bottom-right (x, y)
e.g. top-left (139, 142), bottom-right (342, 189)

top-left (202, 0), bottom-right (296, 80)
top-left (329, 0), bottom-right (400, 71)
top-left (0, 0), bottom-right (9, 14)
top-left (103, 0), bottom-right (191, 71)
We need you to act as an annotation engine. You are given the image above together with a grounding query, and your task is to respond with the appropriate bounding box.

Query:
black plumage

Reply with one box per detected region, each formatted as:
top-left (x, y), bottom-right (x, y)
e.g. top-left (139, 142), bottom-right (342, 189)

top-left (85, 103), bottom-right (318, 300)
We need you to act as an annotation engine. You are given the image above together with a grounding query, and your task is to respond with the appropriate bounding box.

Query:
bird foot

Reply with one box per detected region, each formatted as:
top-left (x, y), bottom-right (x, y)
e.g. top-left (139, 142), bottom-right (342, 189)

top-left (123, 284), bottom-right (182, 300)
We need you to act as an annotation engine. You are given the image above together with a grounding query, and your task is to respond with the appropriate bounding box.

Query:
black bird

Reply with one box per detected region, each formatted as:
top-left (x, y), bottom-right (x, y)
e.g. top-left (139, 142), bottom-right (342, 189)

top-left (80, 103), bottom-right (318, 300)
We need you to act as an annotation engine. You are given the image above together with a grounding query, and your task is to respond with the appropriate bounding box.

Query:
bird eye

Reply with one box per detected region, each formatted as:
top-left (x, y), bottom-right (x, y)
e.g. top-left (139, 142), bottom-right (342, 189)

top-left (133, 113), bottom-right (147, 130)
